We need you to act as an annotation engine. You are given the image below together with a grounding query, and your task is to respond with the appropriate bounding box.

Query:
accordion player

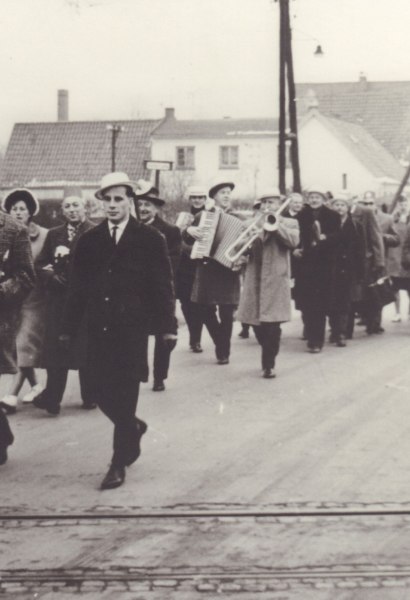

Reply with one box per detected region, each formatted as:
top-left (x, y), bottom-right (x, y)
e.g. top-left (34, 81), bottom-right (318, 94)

top-left (183, 181), bottom-right (241, 365)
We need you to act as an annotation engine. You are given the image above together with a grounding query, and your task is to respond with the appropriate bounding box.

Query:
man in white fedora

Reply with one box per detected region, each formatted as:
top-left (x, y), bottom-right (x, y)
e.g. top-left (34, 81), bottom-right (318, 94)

top-left (61, 172), bottom-right (177, 490)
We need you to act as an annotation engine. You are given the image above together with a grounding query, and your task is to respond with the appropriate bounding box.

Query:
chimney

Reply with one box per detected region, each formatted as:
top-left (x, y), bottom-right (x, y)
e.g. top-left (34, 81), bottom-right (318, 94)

top-left (57, 89), bottom-right (69, 122)
top-left (164, 107), bottom-right (175, 120)
top-left (359, 72), bottom-right (368, 91)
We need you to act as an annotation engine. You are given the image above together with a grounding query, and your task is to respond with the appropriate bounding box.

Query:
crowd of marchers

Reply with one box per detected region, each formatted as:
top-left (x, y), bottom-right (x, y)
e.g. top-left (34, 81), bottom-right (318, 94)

top-left (0, 175), bottom-right (409, 490)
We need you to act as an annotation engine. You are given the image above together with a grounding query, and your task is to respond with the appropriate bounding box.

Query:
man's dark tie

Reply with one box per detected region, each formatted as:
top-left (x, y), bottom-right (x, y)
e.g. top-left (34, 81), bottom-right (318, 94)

top-left (111, 225), bottom-right (118, 245)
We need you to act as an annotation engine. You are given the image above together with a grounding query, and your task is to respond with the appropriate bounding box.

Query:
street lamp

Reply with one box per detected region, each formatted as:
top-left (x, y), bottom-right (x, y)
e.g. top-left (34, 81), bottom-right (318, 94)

top-left (106, 124), bottom-right (124, 172)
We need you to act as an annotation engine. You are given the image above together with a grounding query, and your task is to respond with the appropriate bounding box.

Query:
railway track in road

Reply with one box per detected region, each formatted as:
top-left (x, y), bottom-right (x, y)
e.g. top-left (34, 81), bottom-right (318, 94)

top-left (2, 504), bottom-right (410, 595)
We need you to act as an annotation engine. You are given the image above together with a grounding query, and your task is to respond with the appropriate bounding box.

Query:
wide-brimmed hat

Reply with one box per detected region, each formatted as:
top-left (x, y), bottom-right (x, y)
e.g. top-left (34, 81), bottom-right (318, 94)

top-left (135, 192), bottom-right (165, 207)
top-left (133, 179), bottom-right (165, 206)
top-left (208, 181), bottom-right (235, 199)
top-left (2, 188), bottom-right (39, 216)
top-left (95, 172), bottom-right (136, 200)
top-left (253, 187), bottom-right (282, 209)
top-left (187, 186), bottom-right (207, 198)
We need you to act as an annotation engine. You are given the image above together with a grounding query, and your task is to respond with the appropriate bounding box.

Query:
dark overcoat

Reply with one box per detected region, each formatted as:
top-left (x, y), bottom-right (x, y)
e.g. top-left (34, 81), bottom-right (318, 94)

top-left (296, 205), bottom-right (341, 312)
top-left (351, 205), bottom-right (384, 284)
top-left (176, 208), bottom-right (204, 301)
top-left (150, 215), bottom-right (182, 278)
top-left (36, 219), bottom-right (94, 369)
top-left (328, 215), bottom-right (366, 312)
top-left (0, 213), bottom-right (35, 374)
top-left (63, 217), bottom-right (176, 383)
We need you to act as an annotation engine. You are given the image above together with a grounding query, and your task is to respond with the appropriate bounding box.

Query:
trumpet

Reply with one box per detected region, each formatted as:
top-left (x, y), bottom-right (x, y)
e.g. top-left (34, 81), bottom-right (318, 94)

top-left (224, 196), bottom-right (292, 265)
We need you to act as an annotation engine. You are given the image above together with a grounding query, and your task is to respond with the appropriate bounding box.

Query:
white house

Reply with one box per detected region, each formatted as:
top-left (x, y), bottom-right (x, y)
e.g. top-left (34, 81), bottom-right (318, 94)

top-left (151, 107), bottom-right (404, 201)
top-left (151, 108), bottom-right (280, 200)
top-left (298, 104), bottom-right (404, 198)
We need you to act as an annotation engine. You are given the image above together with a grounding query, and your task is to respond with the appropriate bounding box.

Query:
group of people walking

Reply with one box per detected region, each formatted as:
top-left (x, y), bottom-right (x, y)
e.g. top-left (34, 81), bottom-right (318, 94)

top-left (0, 172), bottom-right (409, 490)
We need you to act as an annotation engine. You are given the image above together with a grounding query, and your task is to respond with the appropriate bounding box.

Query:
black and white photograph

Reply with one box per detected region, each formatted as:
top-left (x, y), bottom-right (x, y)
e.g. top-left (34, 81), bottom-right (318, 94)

top-left (1, 0), bottom-right (410, 598)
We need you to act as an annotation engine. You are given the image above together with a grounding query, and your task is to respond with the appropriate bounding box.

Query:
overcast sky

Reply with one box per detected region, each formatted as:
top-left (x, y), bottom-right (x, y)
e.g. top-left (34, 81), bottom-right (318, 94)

top-left (0, 0), bottom-right (409, 147)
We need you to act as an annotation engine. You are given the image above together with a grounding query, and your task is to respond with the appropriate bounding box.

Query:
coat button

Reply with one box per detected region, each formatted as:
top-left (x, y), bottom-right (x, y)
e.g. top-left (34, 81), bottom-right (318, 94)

top-left (105, 297), bottom-right (109, 302)
top-left (103, 326), bottom-right (108, 332)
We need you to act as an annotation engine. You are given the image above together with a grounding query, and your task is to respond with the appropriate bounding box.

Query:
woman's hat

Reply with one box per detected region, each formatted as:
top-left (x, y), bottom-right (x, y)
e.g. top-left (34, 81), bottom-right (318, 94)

top-left (95, 172), bottom-right (136, 200)
top-left (208, 181), bottom-right (235, 199)
top-left (2, 188), bottom-right (39, 216)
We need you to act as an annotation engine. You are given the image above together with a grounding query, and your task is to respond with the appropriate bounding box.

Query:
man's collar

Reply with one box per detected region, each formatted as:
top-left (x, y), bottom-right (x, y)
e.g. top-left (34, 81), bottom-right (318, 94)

top-left (142, 216), bottom-right (155, 226)
top-left (108, 217), bottom-right (129, 229)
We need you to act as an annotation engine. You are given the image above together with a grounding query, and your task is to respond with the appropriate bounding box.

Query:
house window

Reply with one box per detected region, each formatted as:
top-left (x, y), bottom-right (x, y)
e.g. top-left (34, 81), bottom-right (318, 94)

top-left (219, 145), bottom-right (239, 169)
top-left (176, 146), bottom-right (195, 169)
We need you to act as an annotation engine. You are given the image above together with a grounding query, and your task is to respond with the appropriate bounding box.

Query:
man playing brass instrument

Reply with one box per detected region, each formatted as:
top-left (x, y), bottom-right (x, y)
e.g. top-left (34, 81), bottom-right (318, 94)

top-left (237, 190), bottom-right (299, 378)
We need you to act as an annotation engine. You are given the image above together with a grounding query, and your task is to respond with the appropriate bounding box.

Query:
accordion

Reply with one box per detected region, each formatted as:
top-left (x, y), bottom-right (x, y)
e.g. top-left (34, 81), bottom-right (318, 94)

top-left (191, 208), bottom-right (245, 269)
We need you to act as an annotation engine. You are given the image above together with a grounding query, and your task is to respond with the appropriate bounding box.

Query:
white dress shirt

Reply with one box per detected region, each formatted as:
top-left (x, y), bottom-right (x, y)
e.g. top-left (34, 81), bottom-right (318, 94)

top-left (108, 218), bottom-right (129, 244)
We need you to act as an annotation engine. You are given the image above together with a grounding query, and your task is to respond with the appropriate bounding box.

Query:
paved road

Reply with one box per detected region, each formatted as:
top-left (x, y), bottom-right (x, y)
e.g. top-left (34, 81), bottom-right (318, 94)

top-left (1, 304), bottom-right (410, 597)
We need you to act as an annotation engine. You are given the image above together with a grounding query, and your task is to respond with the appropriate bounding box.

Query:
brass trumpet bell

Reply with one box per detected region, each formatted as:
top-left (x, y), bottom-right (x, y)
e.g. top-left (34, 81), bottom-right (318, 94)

top-left (263, 213), bottom-right (278, 232)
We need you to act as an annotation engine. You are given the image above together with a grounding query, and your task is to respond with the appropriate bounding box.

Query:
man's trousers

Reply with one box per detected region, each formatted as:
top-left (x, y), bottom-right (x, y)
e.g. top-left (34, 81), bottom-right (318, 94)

top-left (252, 322), bottom-right (282, 370)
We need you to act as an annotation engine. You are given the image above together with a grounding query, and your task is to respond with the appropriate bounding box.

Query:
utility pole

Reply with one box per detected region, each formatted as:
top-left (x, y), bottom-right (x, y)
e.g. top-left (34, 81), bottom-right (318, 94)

top-left (278, 0), bottom-right (287, 195)
top-left (277, 0), bottom-right (302, 194)
top-left (107, 124), bottom-right (124, 172)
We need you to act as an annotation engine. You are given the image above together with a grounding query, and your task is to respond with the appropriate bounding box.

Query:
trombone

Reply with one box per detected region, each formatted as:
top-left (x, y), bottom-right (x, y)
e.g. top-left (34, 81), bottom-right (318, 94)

top-left (225, 196), bottom-right (292, 265)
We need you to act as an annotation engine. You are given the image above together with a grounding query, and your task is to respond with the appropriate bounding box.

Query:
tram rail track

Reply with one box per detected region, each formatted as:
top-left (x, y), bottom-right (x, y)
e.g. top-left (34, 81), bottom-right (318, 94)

top-left (3, 506), bottom-right (410, 520)
top-left (3, 505), bottom-right (410, 594)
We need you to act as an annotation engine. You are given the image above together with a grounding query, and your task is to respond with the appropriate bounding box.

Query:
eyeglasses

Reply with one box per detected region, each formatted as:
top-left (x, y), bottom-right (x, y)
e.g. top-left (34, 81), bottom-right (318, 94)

top-left (361, 201), bottom-right (375, 206)
top-left (190, 196), bottom-right (206, 200)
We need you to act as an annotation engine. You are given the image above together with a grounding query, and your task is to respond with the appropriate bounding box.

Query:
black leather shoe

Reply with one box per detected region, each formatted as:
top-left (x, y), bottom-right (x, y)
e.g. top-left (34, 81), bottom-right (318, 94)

top-left (190, 343), bottom-right (203, 353)
top-left (263, 369), bottom-right (276, 379)
top-left (217, 357), bottom-right (229, 365)
top-left (33, 393), bottom-right (60, 415)
top-left (100, 464), bottom-right (126, 490)
top-left (238, 330), bottom-right (249, 339)
top-left (125, 419), bottom-right (148, 467)
top-left (153, 380), bottom-right (165, 392)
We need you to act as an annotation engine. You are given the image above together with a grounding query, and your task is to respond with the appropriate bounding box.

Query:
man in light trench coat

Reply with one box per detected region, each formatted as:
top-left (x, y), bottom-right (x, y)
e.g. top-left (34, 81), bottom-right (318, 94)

top-left (237, 190), bottom-right (300, 378)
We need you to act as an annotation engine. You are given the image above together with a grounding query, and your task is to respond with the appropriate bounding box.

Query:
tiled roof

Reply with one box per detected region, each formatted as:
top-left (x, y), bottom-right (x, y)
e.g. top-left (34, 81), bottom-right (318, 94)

top-left (153, 117), bottom-right (279, 138)
top-left (0, 120), bottom-right (161, 186)
top-left (304, 111), bottom-right (404, 181)
top-left (296, 80), bottom-right (410, 160)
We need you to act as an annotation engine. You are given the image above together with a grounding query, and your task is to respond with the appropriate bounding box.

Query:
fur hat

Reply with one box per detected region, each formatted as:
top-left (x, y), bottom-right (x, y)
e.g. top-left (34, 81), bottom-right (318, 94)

top-left (2, 188), bottom-right (39, 216)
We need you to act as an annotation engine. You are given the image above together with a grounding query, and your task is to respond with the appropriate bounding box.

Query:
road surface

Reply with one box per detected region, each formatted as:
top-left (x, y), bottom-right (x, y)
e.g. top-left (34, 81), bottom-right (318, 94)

top-left (1, 303), bottom-right (410, 598)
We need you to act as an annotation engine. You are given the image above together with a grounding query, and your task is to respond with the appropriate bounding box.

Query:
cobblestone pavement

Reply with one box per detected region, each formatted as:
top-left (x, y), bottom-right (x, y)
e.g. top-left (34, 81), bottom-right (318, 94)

top-left (2, 512), bottom-right (410, 596)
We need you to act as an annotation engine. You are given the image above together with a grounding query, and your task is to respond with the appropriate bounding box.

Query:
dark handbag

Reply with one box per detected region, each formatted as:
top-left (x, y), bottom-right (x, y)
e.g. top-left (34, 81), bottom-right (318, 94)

top-left (367, 276), bottom-right (396, 308)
